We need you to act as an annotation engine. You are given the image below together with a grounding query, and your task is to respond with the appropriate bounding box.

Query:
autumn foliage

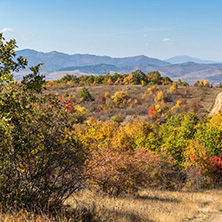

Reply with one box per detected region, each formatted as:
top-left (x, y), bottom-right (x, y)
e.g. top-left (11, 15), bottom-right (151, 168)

top-left (1, 34), bottom-right (222, 218)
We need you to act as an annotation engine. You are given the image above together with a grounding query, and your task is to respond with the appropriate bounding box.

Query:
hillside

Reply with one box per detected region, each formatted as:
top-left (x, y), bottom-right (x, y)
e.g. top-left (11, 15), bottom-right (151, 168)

top-left (45, 84), bottom-right (222, 121)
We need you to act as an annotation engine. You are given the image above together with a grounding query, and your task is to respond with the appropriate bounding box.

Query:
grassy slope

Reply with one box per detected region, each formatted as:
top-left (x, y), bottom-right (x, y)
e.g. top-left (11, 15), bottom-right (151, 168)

top-left (45, 84), bottom-right (222, 120)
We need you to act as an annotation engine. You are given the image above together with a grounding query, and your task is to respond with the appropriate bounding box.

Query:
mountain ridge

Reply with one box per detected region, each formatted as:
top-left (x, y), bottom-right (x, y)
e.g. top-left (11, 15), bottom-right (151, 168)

top-left (164, 55), bottom-right (219, 64)
top-left (15, 49), bottom-right (222, 84)
top-left (16, 49), bottom-right (169, 71)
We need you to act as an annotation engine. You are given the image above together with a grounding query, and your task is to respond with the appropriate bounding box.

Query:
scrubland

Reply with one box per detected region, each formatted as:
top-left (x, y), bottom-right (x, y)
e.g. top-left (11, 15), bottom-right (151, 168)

top-left (2, 79), bottom-right (222, 222)
top-left (1, 36), bottom-right (222, 222)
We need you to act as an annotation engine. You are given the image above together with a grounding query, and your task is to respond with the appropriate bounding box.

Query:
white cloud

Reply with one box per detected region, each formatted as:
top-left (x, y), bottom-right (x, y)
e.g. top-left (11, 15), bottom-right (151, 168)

top-left (1, 27), bottom-right (14, 33)
top-left (145, 43), bottom-right (149, 47)
top-left (162, 38), bottom-right (175, 44)
top-left (144, 34), bottom-right (148, 38)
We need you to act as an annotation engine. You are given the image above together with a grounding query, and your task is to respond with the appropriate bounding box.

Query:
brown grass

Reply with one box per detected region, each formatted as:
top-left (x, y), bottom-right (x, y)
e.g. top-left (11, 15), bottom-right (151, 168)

top-left (45, 84), bottom-right (222, 121)
top-left (2, 188), bottom-right (222, 221)
top-left (64, 188), bottom-right (222, 222)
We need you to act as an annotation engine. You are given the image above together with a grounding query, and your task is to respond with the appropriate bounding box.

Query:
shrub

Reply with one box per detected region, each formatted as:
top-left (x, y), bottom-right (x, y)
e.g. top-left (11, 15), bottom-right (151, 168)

top-left (98, 93), bottom-right (106, 105)
top-left (208, 155), bottom-right (222, 183)
top-left (79, 87), bottom-right (92, 101)
top-left (185, 89), bottom-right (189, 96)
top-left (112, 90), bottom-right (129, 107)
top-left (111, 114), bottom-right (124, 124)
top-left (168, 85), bottom-right (177, 94)
top-left (203, 80), bottom-right (210, 87)
top-left (190, 101), bottom-right (200, 113)
top-left (194, 80), bottom-right (210, 87)
top-left (195, 111), bottom-right (222, 156)
top-left (72, 104), bottom-right (88, 123)
top-left (185, 153), bottom-right (222, 189)
top-left (183, 140), bottom-right (208, 169)
top-left (148, 86), bottom-right (158, 95)
top-left (161, 113), bottom-right (199, 166)
top-left (0, 83), bottom-right (86, 211)
top-left (85, 146), bottom-right (183, 195)
top-left (46, 81), bottom-right (56, 86)
top-left (124, 120), bottom-right (161, 151)
top-left (154, 90), bottom-right (165, 102)
top-left (56, 74), bottom-right (79, 84)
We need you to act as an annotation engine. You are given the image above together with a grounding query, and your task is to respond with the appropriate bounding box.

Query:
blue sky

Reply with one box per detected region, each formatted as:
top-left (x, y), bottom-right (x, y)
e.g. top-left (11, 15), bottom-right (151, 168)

top-left (1, 0), bottom-right (222, 61)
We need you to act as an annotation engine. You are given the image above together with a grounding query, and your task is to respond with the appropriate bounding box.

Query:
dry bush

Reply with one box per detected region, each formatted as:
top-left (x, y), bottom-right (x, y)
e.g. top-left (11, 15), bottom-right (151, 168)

top-left (85, 145), bottom-right (184, 196)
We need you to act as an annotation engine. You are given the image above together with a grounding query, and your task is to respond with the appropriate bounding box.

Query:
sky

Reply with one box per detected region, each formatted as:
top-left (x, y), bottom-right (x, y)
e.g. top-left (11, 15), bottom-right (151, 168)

top-left (1, 0), bottom-right (222, 61)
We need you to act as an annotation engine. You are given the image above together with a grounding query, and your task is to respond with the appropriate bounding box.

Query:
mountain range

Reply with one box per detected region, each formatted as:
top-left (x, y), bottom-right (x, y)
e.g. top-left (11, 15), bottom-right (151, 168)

top-left (15, 49), bottom-right (222, 84)
top-left (164, 56), bottom-right (218, 64)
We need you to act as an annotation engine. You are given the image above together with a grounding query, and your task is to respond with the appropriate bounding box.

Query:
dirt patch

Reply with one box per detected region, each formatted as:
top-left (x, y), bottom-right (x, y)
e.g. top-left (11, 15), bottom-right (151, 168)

top-left (209, 92), bottom-right (222, 116)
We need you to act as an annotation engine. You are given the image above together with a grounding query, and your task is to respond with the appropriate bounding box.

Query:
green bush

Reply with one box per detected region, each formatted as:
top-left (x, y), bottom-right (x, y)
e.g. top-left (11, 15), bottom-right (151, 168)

top-left (161, 113), bottom-right (199, 166)
top-left (79, 87), bottom-right (92, 101)
top-left (195, 112), bottom-right (222, 157)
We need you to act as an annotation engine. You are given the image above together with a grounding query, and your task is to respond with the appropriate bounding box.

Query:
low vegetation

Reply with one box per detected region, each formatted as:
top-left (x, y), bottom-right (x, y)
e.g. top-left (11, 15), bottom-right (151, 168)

top-left (1, 34), bottom-right (222, 221)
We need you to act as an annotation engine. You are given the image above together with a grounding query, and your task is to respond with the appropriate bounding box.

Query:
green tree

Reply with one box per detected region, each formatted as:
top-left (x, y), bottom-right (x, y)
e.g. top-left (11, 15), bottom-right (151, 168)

top-left (57, 73), bottom-right (79, 84)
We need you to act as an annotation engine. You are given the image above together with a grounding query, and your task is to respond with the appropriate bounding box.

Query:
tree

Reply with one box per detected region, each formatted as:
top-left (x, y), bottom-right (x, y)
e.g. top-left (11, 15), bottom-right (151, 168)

top-left (0, 33), bottom-right (27, 83)
top-left (56, 73), bottom-right (79, 84)
top-left (0, 34), bottom-right (86, 210)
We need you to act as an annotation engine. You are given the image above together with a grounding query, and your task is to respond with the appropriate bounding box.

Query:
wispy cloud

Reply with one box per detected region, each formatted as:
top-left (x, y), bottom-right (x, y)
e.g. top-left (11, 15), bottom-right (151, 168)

top-left (162, 38), bottom-right (175, 44)
top-left (1, 27), bottom-right (14, 33)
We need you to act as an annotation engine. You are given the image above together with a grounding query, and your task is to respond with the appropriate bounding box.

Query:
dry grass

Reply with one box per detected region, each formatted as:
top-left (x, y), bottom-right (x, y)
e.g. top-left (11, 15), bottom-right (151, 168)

top-left (64, 188), bottom-right (222, 222)
top-left (45, 84), bottom-right (222, 121)
top-left (1, 188), bottom-right (222, 222)
top-left (0, 209), bottom-right (54, 222)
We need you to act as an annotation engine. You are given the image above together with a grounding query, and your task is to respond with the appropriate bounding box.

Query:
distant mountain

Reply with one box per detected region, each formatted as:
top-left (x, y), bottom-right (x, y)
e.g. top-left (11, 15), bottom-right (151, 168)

top-left (156, 62), bottom-right (222, 84)
top-left (46, 62), bottom-right (222, 85)
top-left (15, 49), bottom-right (222, 84)
top-left (59, 64), bottom-right (121, 74)
top-left (165, 56), bottom-right (219, 64)
top-left (16, 49), bottom-right (169, 72)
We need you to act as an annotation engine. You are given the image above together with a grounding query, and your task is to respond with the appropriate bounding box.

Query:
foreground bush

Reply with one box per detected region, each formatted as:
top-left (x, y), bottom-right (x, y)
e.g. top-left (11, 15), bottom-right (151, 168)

top-left (0, 35), bottom-right (86, 210)
top-left (0, 92), bottom-right (86, 209)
